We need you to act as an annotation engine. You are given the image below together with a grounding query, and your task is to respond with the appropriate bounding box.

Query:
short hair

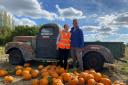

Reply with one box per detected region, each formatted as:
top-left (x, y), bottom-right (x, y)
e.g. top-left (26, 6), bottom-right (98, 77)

top-left (73, 19), bottom-right (78, 22)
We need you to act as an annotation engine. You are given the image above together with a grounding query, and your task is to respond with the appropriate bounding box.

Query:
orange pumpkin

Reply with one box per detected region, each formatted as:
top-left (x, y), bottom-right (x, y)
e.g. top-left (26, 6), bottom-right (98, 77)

top-left (31, 69), bottom-right (39, 78)
top-left (79, 72), bottom-right (88, 78)
top-left (100, 78), bottom-right (111, 85)
top-left (78, 77), bottom-right (85, 85)
top-left (84, 74), bottom-right (94, 82)
top-left (0, 69), bottom-right (8, 77)
top-left (53, 78), bottom-right (63, 85)
top-left (24, 67), bottom-right (32, 72)
top-left (88, 79), bottom-right (96, 85)
top-left (62, 73), bottom-right (71, 82)
top-left (57, 67), bottom-right (65, 75)
top-left (96, 83), bottom-right (104, 85)
top-left (4, 75), bottom-right (14, 83)
top-left (68, 78), bottom-right (79, 85)
top-left (50, 72), bottom-right (59, 78)
top-left (32, 79), bottom-right (39, 85)
top-left (24, 63), bottom-right (31, 67)
top-left (94, 72), bottom-right (102, 82)
top-left (15, 65), bottom-right (23, 70)
top-left (39, 78), bottom-right (48, 85)
top-left (38, 65), bottom-right (43, 70)
top-left (23, 72), bottom-right (31, 80)
top-left (16, 69), bottom-right (22, 76)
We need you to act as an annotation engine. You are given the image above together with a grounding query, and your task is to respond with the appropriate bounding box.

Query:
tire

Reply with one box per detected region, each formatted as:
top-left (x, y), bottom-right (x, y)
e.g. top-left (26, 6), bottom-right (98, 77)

top-left (9, 49), bottom-right (25, 65)
top-left (83, 51), bottom-right (104, 71)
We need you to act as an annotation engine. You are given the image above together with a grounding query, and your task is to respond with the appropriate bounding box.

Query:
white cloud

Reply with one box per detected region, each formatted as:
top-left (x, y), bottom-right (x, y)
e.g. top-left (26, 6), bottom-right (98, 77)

top-left (56, 4), bottom-right (86, 20)
top-left (13, 17), bottom-right (36, 26)
top-left (0, 0), bottom-right (56, 20)
top-left (81, 26), bottom-right (99, 32)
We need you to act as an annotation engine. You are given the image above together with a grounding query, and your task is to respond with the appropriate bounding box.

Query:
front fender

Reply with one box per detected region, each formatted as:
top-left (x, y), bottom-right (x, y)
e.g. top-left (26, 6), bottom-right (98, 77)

top-left (5, 42), bottom-right (35, 61)
top-left (83, 45), bottom-right (114, 63)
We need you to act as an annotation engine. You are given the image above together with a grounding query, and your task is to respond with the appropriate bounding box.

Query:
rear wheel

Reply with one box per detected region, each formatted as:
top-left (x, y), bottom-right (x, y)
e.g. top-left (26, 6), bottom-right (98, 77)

top-left (83, 51), bottom-right (105, 71)
top-left (9, 49), bottom-right (24, 65)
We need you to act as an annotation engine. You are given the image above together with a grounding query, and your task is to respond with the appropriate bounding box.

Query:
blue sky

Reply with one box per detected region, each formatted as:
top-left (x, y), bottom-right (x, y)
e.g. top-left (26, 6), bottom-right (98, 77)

top-left (0, 0), bottom-right (128, 43)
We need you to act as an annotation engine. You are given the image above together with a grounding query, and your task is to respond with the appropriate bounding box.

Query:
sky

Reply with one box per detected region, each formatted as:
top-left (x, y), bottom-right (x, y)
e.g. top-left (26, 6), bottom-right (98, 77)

top-left (0, 0), bottom-right (128, 43)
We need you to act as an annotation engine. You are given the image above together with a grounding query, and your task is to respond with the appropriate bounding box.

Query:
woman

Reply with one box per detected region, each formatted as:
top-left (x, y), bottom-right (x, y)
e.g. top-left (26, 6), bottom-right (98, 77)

top-left (57, 24), bottom-right (71, 69)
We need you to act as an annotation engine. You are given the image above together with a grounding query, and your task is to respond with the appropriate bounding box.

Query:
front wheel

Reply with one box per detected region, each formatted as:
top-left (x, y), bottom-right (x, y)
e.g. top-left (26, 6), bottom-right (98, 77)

top-left (83, 51), bottom-right (105, 71)
top-left (9, 49), bottom-right (25, 65)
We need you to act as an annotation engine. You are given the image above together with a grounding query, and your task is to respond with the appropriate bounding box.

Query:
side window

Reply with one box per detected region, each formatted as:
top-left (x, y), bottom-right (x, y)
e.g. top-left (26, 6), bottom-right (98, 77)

top-left (41, 28), bottom-right (54, 36)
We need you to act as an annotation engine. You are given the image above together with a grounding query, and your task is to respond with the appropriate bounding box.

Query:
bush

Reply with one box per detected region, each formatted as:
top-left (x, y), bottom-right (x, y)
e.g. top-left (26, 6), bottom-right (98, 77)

top-left (0, 26), bottom-right (39, 45)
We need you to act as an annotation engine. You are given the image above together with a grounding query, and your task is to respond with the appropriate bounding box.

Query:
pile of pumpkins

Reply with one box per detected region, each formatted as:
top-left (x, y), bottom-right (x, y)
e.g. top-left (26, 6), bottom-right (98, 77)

top-left (0, 63), bottom-right (126, 85)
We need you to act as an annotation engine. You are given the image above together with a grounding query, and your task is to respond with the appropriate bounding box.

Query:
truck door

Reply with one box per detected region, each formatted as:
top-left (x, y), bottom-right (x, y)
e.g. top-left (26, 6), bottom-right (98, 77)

top-left (36, 24), bottom-right (59, 59)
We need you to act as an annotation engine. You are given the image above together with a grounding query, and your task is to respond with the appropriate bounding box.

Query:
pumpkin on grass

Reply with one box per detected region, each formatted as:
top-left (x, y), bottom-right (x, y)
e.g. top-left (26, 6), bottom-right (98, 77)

top-left (31, 69), bottom-right (40, 78)
top-left (62, 73), bottom-right (71, 82)
top-left (15, 65), bottom-right (23, 70)
top-left (38, 65), bottom-right (43, 70)
top-left (68, 78), bottom-right (79, 85)
top-left (94, 72), bottom-right (102, 82)
top-left (23, 67), bottom-right (32, 72)
top-left (32, 79), bottom-right (39, 85)
top-left (78, 77), bottom-right (85, 85)
top-left (16, 69), bottom-right (22, 76)
top-left (4, 75), bottom-right (14, 83)
top-left (0, 69), bottom-right (8, 77)
top-left (100, 78), bottom-right (111, 85)
top-left (39, 78), bottom-right (48, 85)
top-left (88, 79), bottom-right (96, 85)
top-left (24, 63), bottom-right (31, 67)
top-left (23, 72), bottom-right (31, 80)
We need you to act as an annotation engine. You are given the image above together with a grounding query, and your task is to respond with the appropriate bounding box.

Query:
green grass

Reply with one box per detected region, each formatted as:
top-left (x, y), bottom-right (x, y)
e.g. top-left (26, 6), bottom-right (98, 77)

top-left (0, 46), bottom-right (5, 55)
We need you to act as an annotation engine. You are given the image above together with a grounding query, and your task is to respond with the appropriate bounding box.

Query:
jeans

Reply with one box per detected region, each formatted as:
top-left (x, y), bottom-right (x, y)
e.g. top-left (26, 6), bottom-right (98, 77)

top-left (71, 47), bottom-right (83, 71)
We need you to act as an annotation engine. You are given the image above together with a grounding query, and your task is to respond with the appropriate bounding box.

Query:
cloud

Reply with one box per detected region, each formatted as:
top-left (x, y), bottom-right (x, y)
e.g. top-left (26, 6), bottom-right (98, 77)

top-left (56, 4), bottom-right (86, 20)
top-left (13, 17), bottom-right (36, 26)
top-left (81, 26), bottom-right (99, 32)
top-left (0, 0), bottom-right (56, 20)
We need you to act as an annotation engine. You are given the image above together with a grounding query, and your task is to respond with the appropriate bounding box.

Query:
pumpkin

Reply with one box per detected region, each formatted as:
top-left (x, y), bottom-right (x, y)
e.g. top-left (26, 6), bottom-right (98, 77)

top-left (113, 80), bottom-right (120, 84)
top-left (68, 78), bottom-right (79, 85)
top-left (0, 69), bottom-right (8, 77)
top-left (24, 63), bottom-right (31, 67)
top-left (31, 69), bottom-right (39, 78)
top-left (96, 83), bottom-right (104, 85)
top-left (41, 71), bottom-right (49, 78)
top-left (15, 65), bottom-right (23, 70)
top-left (16, 69), bottom-right (22, 76)
top-left (94, 72), bottom-right (102, 82)
top-left (78, 77), bottom-right (85, 85)
top-left (23, 72), bottom-right (31, 80)
top-left (24, 67), bottom-right (32, 72)
top-left (38, 65), bottom-right (43, 70)
top-left (32, 79), bottom-right (39, 85)
top-left (79, 72), bottom-right (88, 78)
top-left (53, 78), bottom-right (63, 85)
top-left (57, 67), bottom-right (65, 75)
top-left (87, 79), bottom-right (96, 85)
top-left (100, 78), bottom-right (111, 85)
top-left (39, 78), bottom-right (48, 85)
top-left (4, 75), bottom-right (14, 83)
top-left (62, 73), bottom-right (71, 82)
top-left (50, 72), bottom-right (59, 78)
top-left (84, 74), bottom-right (94, 82)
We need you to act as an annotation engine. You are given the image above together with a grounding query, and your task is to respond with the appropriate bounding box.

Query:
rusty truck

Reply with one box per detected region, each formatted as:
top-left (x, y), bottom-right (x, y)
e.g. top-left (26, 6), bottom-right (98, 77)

top-left (5, 23), bottom-right (124, 70)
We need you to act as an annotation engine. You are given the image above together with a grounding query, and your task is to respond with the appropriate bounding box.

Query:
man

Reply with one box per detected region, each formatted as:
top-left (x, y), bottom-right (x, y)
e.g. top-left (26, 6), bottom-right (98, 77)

top-left (70, 19), bottom-right (84, 71)
top-left (57, 24), bottom-right (71, 69)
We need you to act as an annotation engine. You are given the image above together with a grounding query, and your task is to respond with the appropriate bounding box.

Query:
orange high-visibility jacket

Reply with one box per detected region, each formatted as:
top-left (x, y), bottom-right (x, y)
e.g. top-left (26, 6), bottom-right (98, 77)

top-left (57, 30), bottom-right (71, 49)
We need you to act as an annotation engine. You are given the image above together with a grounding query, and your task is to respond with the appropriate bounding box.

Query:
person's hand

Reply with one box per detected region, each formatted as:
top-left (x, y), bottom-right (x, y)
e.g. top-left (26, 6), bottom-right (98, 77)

top-left (56, 47), bottom-right (59, 50)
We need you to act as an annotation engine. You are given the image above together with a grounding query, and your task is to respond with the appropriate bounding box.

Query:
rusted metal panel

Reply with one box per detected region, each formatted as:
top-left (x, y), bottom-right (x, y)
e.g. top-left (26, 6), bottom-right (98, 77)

top-left (83, 45), bottom-right (114, 63)
top-left (5, 42), bottom-right (35, 61)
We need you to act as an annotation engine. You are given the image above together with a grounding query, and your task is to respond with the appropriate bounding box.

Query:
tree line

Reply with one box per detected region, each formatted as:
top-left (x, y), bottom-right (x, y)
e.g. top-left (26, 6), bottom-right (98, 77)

top-left (0, 26), bottom-right (39, 45)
